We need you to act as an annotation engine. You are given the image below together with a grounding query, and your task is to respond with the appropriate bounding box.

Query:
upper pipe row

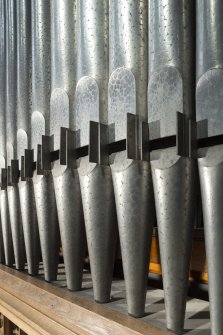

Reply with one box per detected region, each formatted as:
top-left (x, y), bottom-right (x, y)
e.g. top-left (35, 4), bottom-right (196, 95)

top-left (0, 0), bottom-right (222, 173)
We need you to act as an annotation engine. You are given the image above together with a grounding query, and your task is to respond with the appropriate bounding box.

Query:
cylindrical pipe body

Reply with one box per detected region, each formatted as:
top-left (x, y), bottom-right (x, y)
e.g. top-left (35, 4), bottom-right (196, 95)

top-left (6, 0), bottom-right (17, 164)
top-left (109, 0), bottom-right (148, 122)
top-left (31, 0), bottom-right (51, 157)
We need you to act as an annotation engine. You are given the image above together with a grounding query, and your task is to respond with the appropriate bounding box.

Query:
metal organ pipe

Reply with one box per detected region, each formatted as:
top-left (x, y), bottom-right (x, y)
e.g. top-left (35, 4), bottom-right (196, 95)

top-left (197, 1), bottom-right (223, 334)
top-left (50, 0), bottom-right (86, 292)
top-left (76, 0), bottom-right (118, 303)
top-left (108, 0), bottom-right (155, 318)
top-left (148, 1), bottom-right (196, 333)
top-left (31, 0), bottom-right (60, 282)
top-left (17, 0), bottom-right (40, 276)
top-left (0, 0), bottom-right (13, 266)
top-left (6, 0), bottom-right (26, 271)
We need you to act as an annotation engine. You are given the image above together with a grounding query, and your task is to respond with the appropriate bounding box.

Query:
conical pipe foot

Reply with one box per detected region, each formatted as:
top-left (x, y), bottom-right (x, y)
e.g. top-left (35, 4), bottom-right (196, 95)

top-left (151, 148), bottom-right (196, 334)
top-left (33, 172), bottom-right (60, 282)
top-left (19, 179), bottom-right (40, 276)
top-left (53, 163), bottom-right (86, 291)
top-left (111, 152), bottom-right (155, 318)
top-left (0, 190), bottom-right (14, 266)
top-left (79, 158), bottom-right (118, 303)
top-left (7, 185), bottom-right (26, 270)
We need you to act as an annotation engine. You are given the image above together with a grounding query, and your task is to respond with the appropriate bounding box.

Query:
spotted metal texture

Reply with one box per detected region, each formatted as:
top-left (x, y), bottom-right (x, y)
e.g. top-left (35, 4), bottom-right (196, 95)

top-left (51, 0), bottom-right (76, 131)
top-left (31, 0), bottom-right (60, 281)
top-left (0, 190), bottom-right (14, 266)
top-left (196, 0), bottom-right (223, 82)
top-left (108, 68), bottom-right (136, 142)
top-left (198, 145), bottom-right (223, 335)
top-left (151, 148), bottom-right (196, 334)
top-left (51, 0), bottom-right (87, 291)
top-left (76, 0), bottom-right (117, 303)
top-left (79, 158), bottom-right (118, 303)
top-left (148, 0), bottom-right (195, 130)
top-left (7, 186), bottom-right (26, 270)
top-left (196, 0), bottom-right (223, 138)
top-left (53, 164), bottom-right (85, 291)
top-left (31, 0), bottom-right (51, 148)
top-left (196, 69), bottom-right (223, 138)
top-left (148, 67), bottom-right (183, 139)
top-left (17, 0), bottom-right (31, 158)
top-left (0, 0), bottom-right (6, 167)
top-left (76, 77), bottom-right (99, 147)
top-left (5, 0), bottom-right (17, 164)
top-left (111, 152), bottom-right (155, 317)
top-left (76, 0), bottom-right (108, 127)
top-left (109, 0), bottom-right (148, 122)
top-left (108, 0), bottom-right (152, 317)
top-left (50, 89), bottom-right (69, 151)
top-left (0, 0), bottom-right (6, 264)
top-left (33, 172), bottom-right (60, 282)
top-left (19, 180), bottom-right (40, 276)
top-left (196, 3), bottom-right (223, 334)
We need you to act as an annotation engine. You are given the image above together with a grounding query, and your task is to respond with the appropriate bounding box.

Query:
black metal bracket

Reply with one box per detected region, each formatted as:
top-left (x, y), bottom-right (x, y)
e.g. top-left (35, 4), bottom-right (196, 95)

top-left (176, 112), bottom-right (197, 158)
top-left (1, 169), bottom-right (7, 190)
top-left (89, 121), bottom-right (109, 165)
top-left (37, 135), bottom-right (54, 175)
top-left (60, 127), bottom-right (76, 168)
top-left (127, 113), bottom-right (150, 161)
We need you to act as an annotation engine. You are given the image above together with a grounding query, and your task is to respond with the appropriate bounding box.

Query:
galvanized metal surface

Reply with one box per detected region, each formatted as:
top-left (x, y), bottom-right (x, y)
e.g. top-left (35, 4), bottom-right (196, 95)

top-left (19, 180), bottom-right (40, 275)
top-left (196, 1), bottom-right (223, 334)
top-left (0, 0), bottom-right (6, 263)
top-left (196, 0), bottom-right (223, 138)
top-left (79, 158), bottom-right (118, 303)
top-left (151, 148), bottom-right (196, 334)
top-left (148, 0), bottom-right (195, 137)
top-left (51, 0), bottom-right (86, 290)
top-left (31, 0), bottom-right (60, 281)
top-left (7, 186), bottom-right (26, 270)
top-left (109, 0), bottom-right (154, 318)
top-left (17, 0), bottom-right (40, 276)
top-left (0, 190), bottom-right (13, 266)
top-left (111, 152), bottom-right (154, 317)
top-left (6, 0), bottom-right (27, 270)
top-left (33, 172), bottom-right (60, 282)
top-left (198, 145), bottom-right (223, 335)
top-left (149, 1), bottom-right (196, 333)
top-left (109, 0), bottom-right (148, 122)
top-left (76, 0), bottom-right (118, 302)
top-left (6, 0), bottom-right (17, 164)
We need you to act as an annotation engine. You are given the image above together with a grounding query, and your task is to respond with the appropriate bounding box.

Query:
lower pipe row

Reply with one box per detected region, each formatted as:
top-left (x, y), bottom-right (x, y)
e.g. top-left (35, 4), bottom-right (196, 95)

top-left (0, 143), bottom-right (221, 335)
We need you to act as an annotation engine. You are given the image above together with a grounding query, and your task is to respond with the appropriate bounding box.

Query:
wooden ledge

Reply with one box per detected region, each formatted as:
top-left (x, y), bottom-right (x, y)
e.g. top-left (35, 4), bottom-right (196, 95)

top-left (0, 265), bottom-right (169, 335)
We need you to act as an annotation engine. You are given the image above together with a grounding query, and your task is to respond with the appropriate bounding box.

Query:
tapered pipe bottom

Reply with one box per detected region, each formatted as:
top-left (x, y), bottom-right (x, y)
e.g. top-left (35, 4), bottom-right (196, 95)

top-left (111, 152), bottom-right (155, 317)
top-left (33, 172), bottom-right (60, 282)
top-left (151, 148), bottom-right (196, 334)
top-left (199, 145), bottom-right (223, 335)
top-left (79, 158), bottom-right (118, 303)
top-left (53, 163), bottom-right (85, 291)
top-left (19, 179), bottom-right (40, 276)
top-left (7, 185), bottom-right (26, 270)
top-left (0, 190), bottom-right (14, 266)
